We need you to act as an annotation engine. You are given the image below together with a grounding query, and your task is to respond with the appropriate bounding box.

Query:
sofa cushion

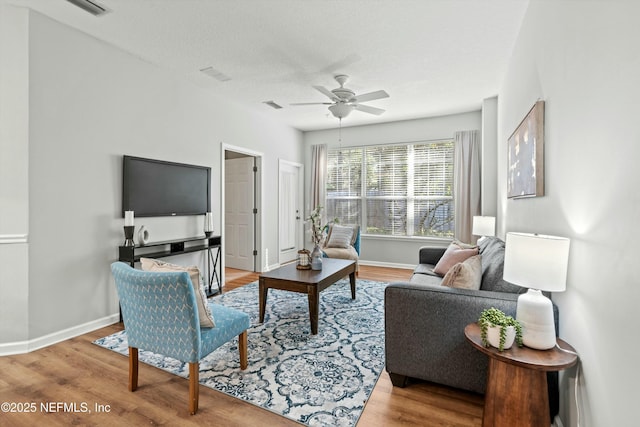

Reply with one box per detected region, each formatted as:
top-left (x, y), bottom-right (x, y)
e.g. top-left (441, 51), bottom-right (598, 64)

top-left (322, 246), bottom-right (358, 261)
top-left (477, 237), bottom-right (524, 294)
top-left (408, 272), bottom-right (444, 286)
top-left (433, 241), bottom-right (479, 276)
top-left (413, 263), bottom-right (440, 277)
top-left (140, 258), bottom-right (216, 328)
top-left (322, 246), bottom-right (359, 271)
top-left (441, 255), bottom-right (482, 290)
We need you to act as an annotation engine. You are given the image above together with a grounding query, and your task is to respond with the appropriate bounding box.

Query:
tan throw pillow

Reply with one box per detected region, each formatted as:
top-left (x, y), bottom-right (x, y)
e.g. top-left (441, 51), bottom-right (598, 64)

top-left (326, 224), bottom-right (354, 249)
top-left (441, 255), bottom-right (482, 290)
top-left (140, 258), bottom-right (215, 328)
top-left (433, 241), bottom-right (479, 276)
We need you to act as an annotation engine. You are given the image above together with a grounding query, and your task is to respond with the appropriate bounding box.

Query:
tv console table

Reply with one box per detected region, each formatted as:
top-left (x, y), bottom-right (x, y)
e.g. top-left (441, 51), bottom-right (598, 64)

top-left (118, 235), bottom-right (222, 297)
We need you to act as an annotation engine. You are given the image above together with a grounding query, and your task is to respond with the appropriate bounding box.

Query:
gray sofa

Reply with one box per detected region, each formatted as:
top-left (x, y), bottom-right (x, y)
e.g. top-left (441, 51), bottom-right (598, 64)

top-left (384, 236), bottom-right (559, 418)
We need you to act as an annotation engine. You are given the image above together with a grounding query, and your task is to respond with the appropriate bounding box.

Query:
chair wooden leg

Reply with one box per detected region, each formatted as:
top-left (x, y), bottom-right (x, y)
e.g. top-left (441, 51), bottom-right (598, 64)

top-left (239, 330), bottom-right (248, 370)
top-left (189, 362), bottom-right (199, 415)
top-left (129, 347), bottom-right (138, 392)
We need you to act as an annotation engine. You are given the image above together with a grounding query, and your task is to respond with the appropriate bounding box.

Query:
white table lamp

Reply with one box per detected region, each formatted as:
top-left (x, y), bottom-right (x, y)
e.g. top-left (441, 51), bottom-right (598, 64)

top-left (472, 216), bottom-right (495, 243)
top-left (503, 232), bottom-right (570, 350)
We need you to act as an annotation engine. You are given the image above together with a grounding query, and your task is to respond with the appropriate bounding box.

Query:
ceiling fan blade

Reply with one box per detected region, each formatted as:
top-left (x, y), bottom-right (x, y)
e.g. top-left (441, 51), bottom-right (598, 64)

top-left (313, 85), bottom-right (338, 101)
top-left (290, 102), bottom-right (333, 106)
top-left (354, 104), bottom-right (385, 115)
top-left (354, 90), bottom-right (389, 103)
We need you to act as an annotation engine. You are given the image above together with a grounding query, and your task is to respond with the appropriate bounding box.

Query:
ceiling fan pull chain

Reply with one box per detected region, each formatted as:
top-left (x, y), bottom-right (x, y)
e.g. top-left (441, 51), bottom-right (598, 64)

top-left (338, 118), bottom-right (343, 167)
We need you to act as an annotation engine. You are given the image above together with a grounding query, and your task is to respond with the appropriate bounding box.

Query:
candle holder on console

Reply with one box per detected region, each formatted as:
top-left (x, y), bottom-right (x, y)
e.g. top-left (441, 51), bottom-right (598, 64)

top-left (123, 210), bottom-right (135, 246)
top-left (123, 226), bottom-right (135, 247)
top-left (204, 212), bottom-right (214, 238)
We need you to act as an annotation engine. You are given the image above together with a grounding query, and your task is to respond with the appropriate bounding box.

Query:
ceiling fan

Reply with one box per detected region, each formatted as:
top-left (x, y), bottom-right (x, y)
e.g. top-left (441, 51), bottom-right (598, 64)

top-left (291, 75), bottom-right (389, 119)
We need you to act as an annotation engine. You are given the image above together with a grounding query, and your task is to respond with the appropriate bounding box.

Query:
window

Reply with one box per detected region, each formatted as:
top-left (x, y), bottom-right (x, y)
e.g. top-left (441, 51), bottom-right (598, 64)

top-left (326, 140), bottom-right (454, 238)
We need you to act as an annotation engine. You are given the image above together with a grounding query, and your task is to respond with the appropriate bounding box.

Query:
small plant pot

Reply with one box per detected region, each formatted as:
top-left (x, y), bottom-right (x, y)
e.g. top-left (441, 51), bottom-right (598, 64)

top-left (487, 325), bottom-right (516, 350)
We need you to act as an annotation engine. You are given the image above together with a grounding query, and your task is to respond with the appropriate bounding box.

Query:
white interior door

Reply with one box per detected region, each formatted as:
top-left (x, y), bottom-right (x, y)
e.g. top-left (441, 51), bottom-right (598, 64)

top-left (279, 160), bottom-right (303, 264)
top-left (225, 157), bottom-right (255, 271)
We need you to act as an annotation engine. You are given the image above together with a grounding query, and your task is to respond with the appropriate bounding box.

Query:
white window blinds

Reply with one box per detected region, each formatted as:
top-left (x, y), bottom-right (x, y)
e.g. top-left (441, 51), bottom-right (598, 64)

top-left (326, 140), bottom-right (454, 237)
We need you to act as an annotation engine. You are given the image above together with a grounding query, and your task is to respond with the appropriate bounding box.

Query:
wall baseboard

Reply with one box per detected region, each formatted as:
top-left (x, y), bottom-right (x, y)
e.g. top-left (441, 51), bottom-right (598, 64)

top-left (0, 313), bottom-right (120, 356)
top-left (0, 339), bottom-right (29, 355)
top-left (0, 234), bottom-right (28, 244)
top-left (248, 260), bottom-right (415, 274)
top-left (263, 262), bottom-right (281, 272)
top-left (359, 259), bottom-right (416, 271)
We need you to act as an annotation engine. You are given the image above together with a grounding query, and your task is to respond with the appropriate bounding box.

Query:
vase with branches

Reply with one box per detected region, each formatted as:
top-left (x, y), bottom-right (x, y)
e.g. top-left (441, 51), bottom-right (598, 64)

top-left (307, 206), bottom-right (326, 247)
top-left (305, 206), bottom-right (337, 270)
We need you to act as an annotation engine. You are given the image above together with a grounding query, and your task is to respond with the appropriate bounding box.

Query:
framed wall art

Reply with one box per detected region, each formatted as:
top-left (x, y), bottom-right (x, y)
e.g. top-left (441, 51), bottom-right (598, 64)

top-left (507, 100), bottom-right (545, 199)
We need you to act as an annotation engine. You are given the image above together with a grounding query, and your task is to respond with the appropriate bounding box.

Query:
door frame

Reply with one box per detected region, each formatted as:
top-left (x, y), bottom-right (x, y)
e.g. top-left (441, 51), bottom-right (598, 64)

top-left (224, 156), bottom-right (256, 272)
top-left (221, 143), bottom-right (264, 278)
top-left (278, 159), bottom-right (304, 265)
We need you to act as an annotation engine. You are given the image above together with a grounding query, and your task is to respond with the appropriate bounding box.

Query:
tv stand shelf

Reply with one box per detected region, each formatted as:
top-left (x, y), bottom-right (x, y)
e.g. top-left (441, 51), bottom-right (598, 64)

top-left (119, 235), bottom-right (222, 297)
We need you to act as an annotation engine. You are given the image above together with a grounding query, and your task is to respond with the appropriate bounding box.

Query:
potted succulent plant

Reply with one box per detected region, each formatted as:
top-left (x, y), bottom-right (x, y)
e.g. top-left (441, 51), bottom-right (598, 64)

top-left (478, 307), bottom-right (523, 351)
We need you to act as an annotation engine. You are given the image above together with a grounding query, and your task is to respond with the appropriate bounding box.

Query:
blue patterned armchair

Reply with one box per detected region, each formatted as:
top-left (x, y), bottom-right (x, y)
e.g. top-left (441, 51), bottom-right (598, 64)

top-left (111, 261), bottom-right (250, 415)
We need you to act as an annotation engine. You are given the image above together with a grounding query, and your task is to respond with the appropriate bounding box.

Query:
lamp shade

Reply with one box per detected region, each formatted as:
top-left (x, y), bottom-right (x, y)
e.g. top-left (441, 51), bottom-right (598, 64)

top-left (503, 232), bottom-right (570, 292)
top-left (472, 216), bottom-right (495, 237)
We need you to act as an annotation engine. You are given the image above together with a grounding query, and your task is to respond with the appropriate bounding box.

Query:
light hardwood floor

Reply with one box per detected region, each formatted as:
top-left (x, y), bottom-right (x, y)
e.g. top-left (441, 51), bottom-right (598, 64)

top-left (0, 265), bottom-right (483, 426)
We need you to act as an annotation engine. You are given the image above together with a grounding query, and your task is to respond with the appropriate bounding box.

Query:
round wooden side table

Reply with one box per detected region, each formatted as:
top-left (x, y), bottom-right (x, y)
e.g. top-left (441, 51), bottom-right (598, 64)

top-left (464, 323), bottom-right (578, 427)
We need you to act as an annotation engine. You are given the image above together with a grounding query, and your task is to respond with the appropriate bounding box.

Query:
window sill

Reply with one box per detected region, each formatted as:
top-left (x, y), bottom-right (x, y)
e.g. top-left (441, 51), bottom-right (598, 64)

top-left (360, 234), bottom-right (452, 246)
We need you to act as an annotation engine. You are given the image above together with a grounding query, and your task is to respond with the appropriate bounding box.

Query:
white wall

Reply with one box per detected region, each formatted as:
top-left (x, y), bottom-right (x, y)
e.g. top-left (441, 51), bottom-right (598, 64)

top-left (303, 111), bottom-right (482, 266)
top-left (481, 97), bottom-right (498, 217)
top-left (0, 6), bottom-right (30, 348)
top-left (498, 1), bottom-right (640, 425)
top-left (0, 8), bottom-right (303, 350)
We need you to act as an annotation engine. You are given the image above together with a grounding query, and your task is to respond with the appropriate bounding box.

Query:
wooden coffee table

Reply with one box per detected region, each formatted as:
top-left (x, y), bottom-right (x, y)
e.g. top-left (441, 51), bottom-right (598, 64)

top-left (258, 258), bottom-right (357, 335)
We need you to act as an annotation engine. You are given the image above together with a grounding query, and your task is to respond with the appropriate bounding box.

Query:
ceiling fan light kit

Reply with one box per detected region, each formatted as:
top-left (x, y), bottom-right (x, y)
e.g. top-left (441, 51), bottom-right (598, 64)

top-left (328, 103), bottom-right (354, 119)
top-left (292, 74), bottom-right (389, 120)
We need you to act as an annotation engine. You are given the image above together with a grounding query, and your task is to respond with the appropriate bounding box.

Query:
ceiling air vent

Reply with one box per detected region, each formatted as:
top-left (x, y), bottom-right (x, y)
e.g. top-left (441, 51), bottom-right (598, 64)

top-left (200, 67), bottom-right (232, 82)
top-left (65, 0), bottom-right (110, 16)
top-left (263, 101), bottom-right (283, 110)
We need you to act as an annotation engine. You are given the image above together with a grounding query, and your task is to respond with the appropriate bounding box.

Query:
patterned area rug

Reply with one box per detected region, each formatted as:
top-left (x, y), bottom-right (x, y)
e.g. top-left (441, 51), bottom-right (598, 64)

top-left (94, 278), bottom-right (387, 426)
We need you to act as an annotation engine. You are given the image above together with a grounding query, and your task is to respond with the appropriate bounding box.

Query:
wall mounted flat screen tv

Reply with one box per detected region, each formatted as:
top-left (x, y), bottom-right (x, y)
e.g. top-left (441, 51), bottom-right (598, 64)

top-left (122, 155), bottom-right (211, 217)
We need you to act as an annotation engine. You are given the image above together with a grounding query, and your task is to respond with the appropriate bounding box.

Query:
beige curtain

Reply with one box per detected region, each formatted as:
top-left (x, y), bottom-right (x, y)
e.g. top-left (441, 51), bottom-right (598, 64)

top-left (310, 144), bottom-right (327, 214)
top-left (454, 130), bottom-right (481, 243)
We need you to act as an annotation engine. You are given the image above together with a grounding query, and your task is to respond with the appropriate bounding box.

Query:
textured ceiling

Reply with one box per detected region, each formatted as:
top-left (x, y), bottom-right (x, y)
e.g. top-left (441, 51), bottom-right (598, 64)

top-left (5, 0), bottom-right (529, 131)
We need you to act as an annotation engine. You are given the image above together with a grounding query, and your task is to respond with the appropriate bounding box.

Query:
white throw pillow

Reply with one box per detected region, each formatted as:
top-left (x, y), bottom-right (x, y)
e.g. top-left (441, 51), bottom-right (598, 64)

top-left (326, 224), bottom-right (354, 249)
top-left (140, 258), bottom-right (215, 328)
